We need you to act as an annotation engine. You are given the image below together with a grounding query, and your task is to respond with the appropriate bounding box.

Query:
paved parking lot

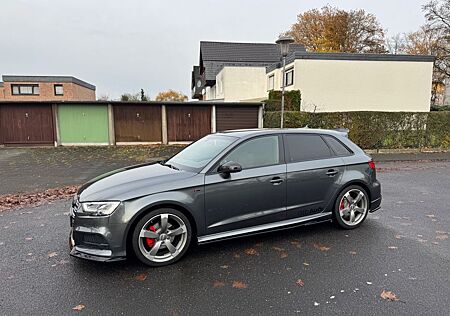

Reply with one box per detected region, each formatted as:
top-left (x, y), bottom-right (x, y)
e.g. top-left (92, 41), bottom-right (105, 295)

top-left (0, 157), bottom-right (449, 315)
top-left (0, 146), bottom-right (183, 195)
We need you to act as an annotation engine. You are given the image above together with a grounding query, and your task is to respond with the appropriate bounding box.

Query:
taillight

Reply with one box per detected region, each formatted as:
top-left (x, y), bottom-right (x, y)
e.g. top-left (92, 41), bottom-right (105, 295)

top-left (368, 160), bottom-right (376, 170)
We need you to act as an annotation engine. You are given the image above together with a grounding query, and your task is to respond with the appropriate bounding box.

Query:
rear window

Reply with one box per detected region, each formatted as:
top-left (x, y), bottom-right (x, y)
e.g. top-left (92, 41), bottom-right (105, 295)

top-left (322, 135), bottom-right (353, 156)
top-left (285, 134), bottom-right (332, 162)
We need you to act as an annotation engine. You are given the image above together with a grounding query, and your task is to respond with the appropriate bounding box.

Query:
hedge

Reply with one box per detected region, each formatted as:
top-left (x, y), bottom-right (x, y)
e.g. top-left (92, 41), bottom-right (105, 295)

top-left (264, 111), bottom-right (450, 149)
top-left (264, 90), bottom-right (301, 111)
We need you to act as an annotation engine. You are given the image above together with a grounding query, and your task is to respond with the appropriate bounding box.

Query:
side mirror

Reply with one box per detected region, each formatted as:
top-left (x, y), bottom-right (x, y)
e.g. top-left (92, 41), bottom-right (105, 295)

top-left (218, 161), bottom-right (242, 175)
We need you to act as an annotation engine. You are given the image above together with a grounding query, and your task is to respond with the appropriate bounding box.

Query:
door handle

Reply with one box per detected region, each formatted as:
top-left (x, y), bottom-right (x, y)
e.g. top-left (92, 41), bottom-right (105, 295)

top-left (270, 177), bottom-right (284, 185)
top-left (326, 169), bottom-right (338, 176)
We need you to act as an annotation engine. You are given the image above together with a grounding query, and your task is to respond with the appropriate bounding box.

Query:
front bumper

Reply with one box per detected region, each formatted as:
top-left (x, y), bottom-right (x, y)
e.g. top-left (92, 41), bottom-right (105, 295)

top-left (70, 245), bottom-right (125, 262)
top-left (69, 200), bottom-right (128, 262)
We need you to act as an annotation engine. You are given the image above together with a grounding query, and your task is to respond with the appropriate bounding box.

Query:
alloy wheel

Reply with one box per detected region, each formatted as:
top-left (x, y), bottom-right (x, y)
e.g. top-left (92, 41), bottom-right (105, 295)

top-left (137, 213), bottom-right (188, 263)
top-left (338, 189), bottom-right (368, 226)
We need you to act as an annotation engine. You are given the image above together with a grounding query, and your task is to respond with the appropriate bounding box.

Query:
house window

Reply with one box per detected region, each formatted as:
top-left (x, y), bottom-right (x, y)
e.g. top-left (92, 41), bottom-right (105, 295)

top-left (54, 84), bottom-right (64, 96)
top-left (11, 84), bottom-right (40, 95)
top-left (284, 68), bottom-right (294, 87)
top-left (268, 75), bottom-right (275, 91)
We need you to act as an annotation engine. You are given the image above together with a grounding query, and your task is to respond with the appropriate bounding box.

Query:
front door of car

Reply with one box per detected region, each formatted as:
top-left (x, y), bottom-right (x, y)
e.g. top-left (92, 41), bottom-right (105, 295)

top-left (283, 133), bottom-right (345, 219)
top-left (204, 135), bottom-right (287, 234)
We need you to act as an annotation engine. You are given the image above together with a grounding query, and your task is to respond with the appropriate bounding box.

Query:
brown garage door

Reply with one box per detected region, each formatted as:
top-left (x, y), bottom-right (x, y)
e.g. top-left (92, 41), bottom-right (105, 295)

top-left (113, 105), bottom-right (162, 142)
top-left (167, 105), bottom-right (211, 141)
top-left (216, 106), bottom-right (259, 132)
top-left (0, 104), bottom-right (54, 145)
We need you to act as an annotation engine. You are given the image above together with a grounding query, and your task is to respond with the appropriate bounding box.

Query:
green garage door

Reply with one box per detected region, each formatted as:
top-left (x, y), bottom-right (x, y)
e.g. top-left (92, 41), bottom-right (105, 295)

top-left (58, 104), bottom-right (109, 144)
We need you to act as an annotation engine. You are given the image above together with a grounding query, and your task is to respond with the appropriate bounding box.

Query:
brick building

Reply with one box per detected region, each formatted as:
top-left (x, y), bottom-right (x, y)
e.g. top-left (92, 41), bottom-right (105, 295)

top-left (0, 75), bottom-right (96, 101)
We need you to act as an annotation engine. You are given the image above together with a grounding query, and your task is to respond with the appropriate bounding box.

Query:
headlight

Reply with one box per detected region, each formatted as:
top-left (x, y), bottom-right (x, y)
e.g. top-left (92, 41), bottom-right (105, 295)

top-left (80, 201), bottom-right (120, 216)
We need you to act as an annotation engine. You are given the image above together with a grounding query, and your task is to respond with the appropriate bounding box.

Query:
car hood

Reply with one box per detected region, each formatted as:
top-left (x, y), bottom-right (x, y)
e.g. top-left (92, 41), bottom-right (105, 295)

top-left (78, 162), bottom-right (197, 202)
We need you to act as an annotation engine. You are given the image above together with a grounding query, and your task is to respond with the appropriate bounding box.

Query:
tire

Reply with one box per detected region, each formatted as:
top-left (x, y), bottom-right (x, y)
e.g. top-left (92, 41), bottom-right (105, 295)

top-left (333, 185), bottom-right (370, 230)
top-left (132, 208), bottom-right (192, 267)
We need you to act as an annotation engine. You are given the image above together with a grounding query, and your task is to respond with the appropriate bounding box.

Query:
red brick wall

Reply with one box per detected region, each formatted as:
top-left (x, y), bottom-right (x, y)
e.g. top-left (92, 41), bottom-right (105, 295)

top-left (1, 82), bottom-right (95, 101)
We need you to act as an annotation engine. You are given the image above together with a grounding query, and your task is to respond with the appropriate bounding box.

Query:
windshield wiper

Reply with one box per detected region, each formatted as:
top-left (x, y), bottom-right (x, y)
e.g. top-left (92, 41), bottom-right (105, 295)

top-left (161, 162), bottom-right (179, 170)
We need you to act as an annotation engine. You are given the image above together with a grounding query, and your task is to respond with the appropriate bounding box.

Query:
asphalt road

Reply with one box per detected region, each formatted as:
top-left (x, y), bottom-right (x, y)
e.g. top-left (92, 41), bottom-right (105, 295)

top-left (0, 161), bottom-right (449, 315)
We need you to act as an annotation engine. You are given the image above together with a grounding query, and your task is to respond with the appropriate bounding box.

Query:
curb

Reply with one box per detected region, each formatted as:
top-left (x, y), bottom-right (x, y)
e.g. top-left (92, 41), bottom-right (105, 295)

top-left (364, 148), bottom-right (449, 155)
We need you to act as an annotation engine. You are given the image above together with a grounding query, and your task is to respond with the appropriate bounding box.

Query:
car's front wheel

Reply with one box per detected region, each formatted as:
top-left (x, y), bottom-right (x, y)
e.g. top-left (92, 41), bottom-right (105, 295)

top-left (132, 208), bottom-right (192, 267)
top-left (334, 185), bottom-right (369, 229)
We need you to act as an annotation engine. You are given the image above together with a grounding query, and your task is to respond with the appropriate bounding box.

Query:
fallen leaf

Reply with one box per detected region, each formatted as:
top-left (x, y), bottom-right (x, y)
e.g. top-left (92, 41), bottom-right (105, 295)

top-left (244, 248), bottom-right (258, 256)
top-left (72, 304), bottom-right (85, 311)
top-left (303, 262), bottom-right (310, 266)
top-left (436, 235), bottom-right (448, 241)
top-left (380, 290), bottom-right (399, 301)
top-left (296, 279), bottom-right (305, 287)
top-left (313, 243), bottom-right (330, 252)
top-left (134, 273), bottom-right (148, 281)
top-left (213, 280), bottom-right (226, 288)
top-left (48, 252), bottom-right (58, 258)
top-left (0, 185), bottom-right (79, 212)
top-left (232, 281), bottom-right (247, 289)
top-left (272, 246), bottom-right (285, 252)
top-left (280, 252), bottom-right (289, 258)
top-left (349, 251), bottom-right (357, 255)
top-left (290, 240), bottom-right (301, 248)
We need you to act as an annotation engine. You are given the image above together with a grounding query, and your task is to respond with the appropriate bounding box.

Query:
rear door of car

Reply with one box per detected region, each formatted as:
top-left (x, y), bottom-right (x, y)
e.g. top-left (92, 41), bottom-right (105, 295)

top-left (283, 133), bottom-right (347, 219)
top-left (204, 134), bottom-right (287, 234)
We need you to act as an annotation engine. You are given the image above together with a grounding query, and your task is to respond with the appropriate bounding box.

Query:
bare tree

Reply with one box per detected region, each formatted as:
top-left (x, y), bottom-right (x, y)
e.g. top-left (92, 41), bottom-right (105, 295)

top-left (386, 34), bottom-right (406, 54)
top-left (423, 0), bottom-right (450, 77)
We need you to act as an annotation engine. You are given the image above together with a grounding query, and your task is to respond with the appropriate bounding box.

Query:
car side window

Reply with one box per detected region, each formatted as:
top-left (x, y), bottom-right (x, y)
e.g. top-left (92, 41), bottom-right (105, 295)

top-left (220, 135), bottom-right (280, 169)
top-left (285, 134), bottom-right (332, 163)
top-left (322, 135), bottom-right (353, 156)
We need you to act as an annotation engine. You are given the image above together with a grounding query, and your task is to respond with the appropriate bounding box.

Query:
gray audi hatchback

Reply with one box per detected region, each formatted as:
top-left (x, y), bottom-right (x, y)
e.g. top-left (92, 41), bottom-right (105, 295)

top-left (69, 128), bottom-right (381, 266)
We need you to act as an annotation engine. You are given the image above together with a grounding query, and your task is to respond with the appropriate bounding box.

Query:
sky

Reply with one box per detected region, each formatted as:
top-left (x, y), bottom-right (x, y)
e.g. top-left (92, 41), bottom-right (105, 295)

top-left (0, 0), bottom-right (428, 100)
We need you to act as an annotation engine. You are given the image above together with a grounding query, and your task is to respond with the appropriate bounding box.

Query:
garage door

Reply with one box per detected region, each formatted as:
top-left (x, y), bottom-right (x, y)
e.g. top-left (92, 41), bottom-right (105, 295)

top-left (58, 104), bottom-right (109, 144)
top-left (0, 104), bottom-right (54, 145)
top-left (167, 106), bottom-right (211, 141)
top-left (216, 106), bottom-right (259, 132)
top-left (113, 105), bottom-right (162, 142)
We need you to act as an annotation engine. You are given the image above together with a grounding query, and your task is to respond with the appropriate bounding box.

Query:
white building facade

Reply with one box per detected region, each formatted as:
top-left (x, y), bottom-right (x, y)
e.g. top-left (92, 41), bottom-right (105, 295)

top-left (192, 42), bottom-right (435, 112)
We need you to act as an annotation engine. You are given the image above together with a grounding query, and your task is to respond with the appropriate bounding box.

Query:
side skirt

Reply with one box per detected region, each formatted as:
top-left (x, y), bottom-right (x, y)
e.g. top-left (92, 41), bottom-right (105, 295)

top-left (197, 212), bottom-right (332, 244)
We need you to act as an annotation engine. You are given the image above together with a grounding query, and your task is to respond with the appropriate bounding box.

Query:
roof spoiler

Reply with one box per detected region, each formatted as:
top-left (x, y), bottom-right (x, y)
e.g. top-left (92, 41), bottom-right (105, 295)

top-left (332, 128), bottom-right (349, 137)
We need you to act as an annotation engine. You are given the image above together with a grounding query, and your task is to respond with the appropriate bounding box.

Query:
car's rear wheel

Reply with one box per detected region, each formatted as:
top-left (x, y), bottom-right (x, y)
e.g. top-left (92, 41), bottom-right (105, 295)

top-left (132, 208), bottom-right (192, 267)
top-left (334, 185), bottom-right (369, 229)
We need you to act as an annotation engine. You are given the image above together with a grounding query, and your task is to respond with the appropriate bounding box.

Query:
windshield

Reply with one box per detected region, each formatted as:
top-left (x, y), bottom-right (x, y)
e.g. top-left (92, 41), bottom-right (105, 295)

top-left (166, 134), bottom-right (237, 172)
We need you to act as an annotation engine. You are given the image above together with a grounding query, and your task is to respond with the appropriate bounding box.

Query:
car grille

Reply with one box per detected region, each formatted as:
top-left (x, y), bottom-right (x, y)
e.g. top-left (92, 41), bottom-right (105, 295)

top-left (73, 231), bottom-right (109, 249)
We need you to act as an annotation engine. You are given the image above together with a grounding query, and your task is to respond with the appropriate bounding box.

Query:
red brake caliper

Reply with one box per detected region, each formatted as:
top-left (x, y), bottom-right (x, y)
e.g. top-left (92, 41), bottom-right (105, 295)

top-left (145, 225), bottom-right (157, 248)
top-left (340, 199), bottom-right (345, 212)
